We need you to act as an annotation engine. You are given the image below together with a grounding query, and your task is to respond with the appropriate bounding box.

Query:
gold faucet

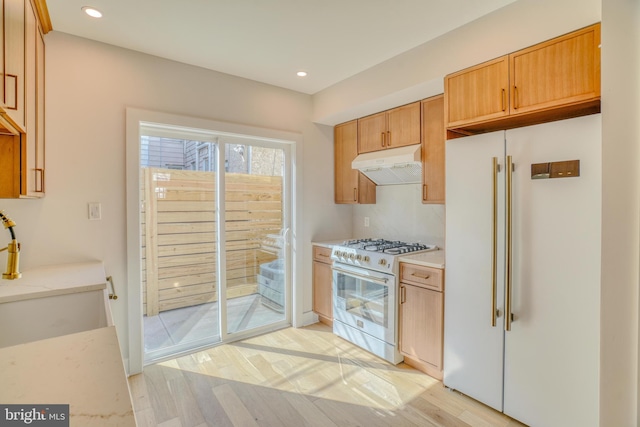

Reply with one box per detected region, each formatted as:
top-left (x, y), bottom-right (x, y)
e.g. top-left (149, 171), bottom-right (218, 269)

top-left (0, 210), bottom-right (21, 280)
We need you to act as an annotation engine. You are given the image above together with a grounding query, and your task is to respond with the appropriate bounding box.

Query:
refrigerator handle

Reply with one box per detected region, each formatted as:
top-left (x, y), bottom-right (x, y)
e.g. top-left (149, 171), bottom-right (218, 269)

top-left (491, 157), bottom-right (500, 327)
top-left (505, 155), bottom-right (514, 332)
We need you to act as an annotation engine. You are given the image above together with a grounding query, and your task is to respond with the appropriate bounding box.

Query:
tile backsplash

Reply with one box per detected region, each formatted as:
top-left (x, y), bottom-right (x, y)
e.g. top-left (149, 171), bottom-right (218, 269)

top-left (353, 184), bottom-right (445, 248)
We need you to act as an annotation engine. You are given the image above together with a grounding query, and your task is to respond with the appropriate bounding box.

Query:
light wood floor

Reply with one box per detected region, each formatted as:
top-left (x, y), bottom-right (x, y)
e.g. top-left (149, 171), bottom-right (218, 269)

top-left (129, 323), bottom-right (526, 427)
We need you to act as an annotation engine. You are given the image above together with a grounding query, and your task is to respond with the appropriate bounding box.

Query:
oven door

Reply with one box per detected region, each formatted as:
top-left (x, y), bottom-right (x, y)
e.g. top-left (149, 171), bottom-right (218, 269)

top-left (332, 263), bottom-right (396, 345)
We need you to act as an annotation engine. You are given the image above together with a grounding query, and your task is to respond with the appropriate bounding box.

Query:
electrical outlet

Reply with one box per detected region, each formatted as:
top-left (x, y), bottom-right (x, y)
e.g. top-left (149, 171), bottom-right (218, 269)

top-left (89, 202), bottom-right (101, 220)
top-left (364, 217), bottom-right (370, 227)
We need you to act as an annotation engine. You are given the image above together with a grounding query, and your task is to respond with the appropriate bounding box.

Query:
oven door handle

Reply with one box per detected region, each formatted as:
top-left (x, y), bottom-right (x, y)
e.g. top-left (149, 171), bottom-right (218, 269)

top-left (332, 266), bottom-right (389, 285)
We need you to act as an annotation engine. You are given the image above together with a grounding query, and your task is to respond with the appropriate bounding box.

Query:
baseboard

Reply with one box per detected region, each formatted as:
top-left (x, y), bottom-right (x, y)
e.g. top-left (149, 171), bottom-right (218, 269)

top-left (300, 310), bottom-right (319, 327)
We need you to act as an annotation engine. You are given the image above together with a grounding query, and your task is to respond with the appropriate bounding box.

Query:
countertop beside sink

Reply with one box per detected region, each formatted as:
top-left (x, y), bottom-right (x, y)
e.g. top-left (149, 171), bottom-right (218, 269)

top-left (0, 261), bottom-right (107, 303)
top-left (0, 326), bottom-right (136, 426)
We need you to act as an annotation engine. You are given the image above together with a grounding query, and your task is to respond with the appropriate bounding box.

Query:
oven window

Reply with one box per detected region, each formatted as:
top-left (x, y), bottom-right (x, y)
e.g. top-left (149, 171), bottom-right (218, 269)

top-left (335, 272), bottom-right (388, 328)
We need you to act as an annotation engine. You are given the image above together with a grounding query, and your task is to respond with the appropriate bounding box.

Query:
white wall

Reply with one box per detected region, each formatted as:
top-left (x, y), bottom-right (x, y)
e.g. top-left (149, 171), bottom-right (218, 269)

top-left (353, 185), bottom-right (445, 248)
top-left (0, 32), bottom-right (346, 363)
top-left (600, 0), bottom-right (640, 425)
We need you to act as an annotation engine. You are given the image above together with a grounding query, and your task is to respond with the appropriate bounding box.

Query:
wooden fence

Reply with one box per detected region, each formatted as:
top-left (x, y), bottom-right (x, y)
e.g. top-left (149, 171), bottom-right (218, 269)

top-left (141, 168), bottom-right (282, 316)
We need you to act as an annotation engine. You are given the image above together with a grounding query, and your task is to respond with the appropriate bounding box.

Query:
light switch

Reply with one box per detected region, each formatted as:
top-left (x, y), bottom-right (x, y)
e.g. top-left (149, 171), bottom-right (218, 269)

top-left (89, 202), bottom-right (101, 220)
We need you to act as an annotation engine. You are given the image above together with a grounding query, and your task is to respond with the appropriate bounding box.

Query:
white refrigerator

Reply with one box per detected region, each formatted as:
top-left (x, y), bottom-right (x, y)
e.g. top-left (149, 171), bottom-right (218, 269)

top-left (444, 115), bottom-right (601, 427)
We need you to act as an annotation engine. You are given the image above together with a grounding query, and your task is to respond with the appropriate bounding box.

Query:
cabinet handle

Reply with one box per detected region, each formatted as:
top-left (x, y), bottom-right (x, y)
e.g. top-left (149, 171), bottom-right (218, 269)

top-left (381, 132), bottom-right (385, 147)
top-left (35, 168), bottom-right (44, 193)
top-left (423, 184), bottom-right (427, 200)
top-left (513, 86), bottom-right (519, 110)
top-left (501, 88), bottom-right (506, 112)
top-left (400, 285), bottom-right (406, 304)
top-left (410, 272), bottom-right (431, 280)
top-left (387, 131), bottom-right (391, 147)
top-left (5, 74), bottom-right (17, 110)
top-left (353, 187), bottom-right (357, 202)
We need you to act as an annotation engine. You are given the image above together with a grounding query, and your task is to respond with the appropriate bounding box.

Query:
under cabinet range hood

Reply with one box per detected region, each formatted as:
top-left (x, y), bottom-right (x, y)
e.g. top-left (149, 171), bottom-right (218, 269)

top-left (352, 144), bottom-right (422, 185)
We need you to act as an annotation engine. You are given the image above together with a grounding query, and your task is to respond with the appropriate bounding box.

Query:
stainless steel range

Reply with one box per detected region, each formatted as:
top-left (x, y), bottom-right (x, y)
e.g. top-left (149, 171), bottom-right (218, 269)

top-left (331, 238), bottom-right (437, 364)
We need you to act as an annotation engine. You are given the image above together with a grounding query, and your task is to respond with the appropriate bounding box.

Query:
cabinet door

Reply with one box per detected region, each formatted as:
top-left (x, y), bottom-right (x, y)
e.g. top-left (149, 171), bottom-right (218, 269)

top-left (334, 121), bottom-right (359, 204)
top-left (445, 56), bottom-right (509, 128)
top-left (399, 283), bottom-right (443, 370)
top-left (357, 111), bottom-right (386, 154)
top-left (312, 260), bottom-right (333, 321)
top-left (23, 0), bottom-right (42, 196)
top-left (386, 102), bottom-right (421, 149)
top-left (35, 25), bottom-right (45, 194)
top-left (5, 0), bottom-right (25, 130)
top-left (510, 23), bottom-right (600, 115)
top-left (421, 95), bottom-right (445, 204)
top-left (0, 134), bottom-right (20, 197)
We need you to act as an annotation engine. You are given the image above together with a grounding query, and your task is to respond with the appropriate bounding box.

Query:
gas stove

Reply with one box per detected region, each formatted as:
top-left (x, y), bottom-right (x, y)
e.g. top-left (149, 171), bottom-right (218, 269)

top-left (331, 238), bottom-right (437, 273)
top-left (330, 238), bottom-right (438, 364)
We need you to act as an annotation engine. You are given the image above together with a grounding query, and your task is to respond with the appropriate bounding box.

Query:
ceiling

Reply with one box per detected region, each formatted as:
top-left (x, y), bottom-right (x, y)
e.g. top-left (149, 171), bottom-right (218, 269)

top-left (47, 0), bottom-right (517, 95)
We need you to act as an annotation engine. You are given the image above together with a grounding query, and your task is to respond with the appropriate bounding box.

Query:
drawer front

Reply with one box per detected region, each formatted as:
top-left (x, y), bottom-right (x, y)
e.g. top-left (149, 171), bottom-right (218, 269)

top-left (313, 245), bottom-right (333, 264)
top-left (400, 263), bottom-right (443, 291)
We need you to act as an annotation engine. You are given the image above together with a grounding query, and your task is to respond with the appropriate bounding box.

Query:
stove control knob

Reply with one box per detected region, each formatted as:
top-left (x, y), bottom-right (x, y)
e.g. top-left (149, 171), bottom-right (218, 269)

top-left (378, 259), bottom-right (387, 266)
top-left (334, 251), bottom-right (341, 258)
top-left (349, 254), bottom-right (356, 260)
top-left (356, 255), bottom-right (362, 261)
top-left (363, 256), bottom-right (370, 263)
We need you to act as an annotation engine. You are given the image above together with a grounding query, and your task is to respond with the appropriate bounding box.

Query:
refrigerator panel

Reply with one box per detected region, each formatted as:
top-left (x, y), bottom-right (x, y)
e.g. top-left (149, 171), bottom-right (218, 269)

top-left (503, 115), bottom-right (601, 426)
top-left (444, 131), bottom-right (506, 411)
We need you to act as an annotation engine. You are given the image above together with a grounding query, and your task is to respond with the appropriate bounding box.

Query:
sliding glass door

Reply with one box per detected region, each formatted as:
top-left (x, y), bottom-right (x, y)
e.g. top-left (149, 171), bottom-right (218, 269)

top-left (223, 142), bottom-right (289, 335)
top-left (138, 125), bottom-right (291, 364)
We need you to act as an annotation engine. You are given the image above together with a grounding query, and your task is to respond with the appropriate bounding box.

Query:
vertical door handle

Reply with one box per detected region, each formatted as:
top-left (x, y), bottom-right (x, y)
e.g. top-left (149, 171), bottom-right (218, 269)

top-left (505, 155), bottom-right (514, 331)
top-left (400, 285), bottom-right (406, 304)
top-left (501, 89), bottom-right (506, 112)
top-left (387, 131), bottom-right (391, 147)
top-left (422, 184), bottom-right (427, 201)
top-left (353, 188), bottom-right (357, 202)
top-left (491, 157), bottom-right (499, 327)
top-left (381, 132), bottom-right (385, 147)
top-left (513, 86), bottom-right (519, 110)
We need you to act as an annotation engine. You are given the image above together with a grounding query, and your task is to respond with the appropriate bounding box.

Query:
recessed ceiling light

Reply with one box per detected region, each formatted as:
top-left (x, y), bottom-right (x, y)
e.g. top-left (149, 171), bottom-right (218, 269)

top-left (296, 71), bottom-right (307, 77)
top-left (82, 6), bottom-right (103, 18)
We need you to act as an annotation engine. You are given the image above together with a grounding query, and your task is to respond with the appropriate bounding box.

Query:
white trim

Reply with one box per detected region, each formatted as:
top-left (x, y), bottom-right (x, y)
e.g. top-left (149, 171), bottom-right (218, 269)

top-left (125, 107), bottom-right (303, 374)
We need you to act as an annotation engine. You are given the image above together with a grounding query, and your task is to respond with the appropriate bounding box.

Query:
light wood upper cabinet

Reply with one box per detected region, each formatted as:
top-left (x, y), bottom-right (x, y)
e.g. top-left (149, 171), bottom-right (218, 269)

top-left (5, 0), bottom-right (26, 131)
top-left (421, 95), bottom-right (445, 204)
top-left (445, 56), bottom-right (509, 128)
top-left (0, 0), bottom-right (47, 198)
top-left (358, 102), bottom-right (421, 154)
top-left (312, 245), bottom-right (333, 326)
top-left (510, 24), bottom-right (600, 115)
top-left (334, 120), bottom-right (375, 204)
top-left (445, 23), bottom-right (601, 137)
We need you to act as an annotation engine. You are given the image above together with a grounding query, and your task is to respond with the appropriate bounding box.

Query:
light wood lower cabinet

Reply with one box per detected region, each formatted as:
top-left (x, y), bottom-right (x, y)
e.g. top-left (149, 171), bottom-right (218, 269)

top-left (312, 245), bottom-right (333, 326)
top-left (399, 262), bottom-right (444, 380)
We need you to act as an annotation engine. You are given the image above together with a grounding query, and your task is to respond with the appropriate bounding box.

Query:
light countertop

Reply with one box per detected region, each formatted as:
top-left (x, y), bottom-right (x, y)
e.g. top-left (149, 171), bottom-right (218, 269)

top-left (0, 261), bottom-right (106, 304)
top-left (0, 326), bottom-right (136, 426)
top-left (399, 248), bottom-right (445, 269)
top-left (311, 239), bottom-right (347, 249)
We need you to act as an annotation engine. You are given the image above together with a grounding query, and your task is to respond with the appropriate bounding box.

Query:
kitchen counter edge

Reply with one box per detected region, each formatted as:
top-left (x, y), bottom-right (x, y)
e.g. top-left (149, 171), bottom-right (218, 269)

top-left (398, 249), bottom-right (445, 269)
